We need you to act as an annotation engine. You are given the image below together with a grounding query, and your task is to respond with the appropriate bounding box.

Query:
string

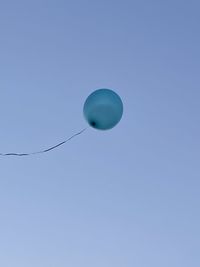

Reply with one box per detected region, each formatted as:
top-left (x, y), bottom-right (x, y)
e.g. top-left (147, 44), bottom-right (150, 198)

top-left (0, 128), bottom-right (87, 157)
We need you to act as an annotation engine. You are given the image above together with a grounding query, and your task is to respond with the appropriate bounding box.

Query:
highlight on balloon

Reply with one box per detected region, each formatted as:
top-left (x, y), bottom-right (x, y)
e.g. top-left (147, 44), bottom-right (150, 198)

top-left (0, 88), bottom-right (123, 156)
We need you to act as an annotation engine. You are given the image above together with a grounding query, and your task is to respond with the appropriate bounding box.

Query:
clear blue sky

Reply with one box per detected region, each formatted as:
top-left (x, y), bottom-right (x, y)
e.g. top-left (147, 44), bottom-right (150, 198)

top-left (0, 1), bottom-right (199, 266)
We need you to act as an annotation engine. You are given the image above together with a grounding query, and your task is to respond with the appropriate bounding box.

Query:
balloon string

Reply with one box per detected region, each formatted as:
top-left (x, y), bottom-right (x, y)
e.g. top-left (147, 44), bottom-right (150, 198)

top-left (0, 128), bottom-right (87, 157)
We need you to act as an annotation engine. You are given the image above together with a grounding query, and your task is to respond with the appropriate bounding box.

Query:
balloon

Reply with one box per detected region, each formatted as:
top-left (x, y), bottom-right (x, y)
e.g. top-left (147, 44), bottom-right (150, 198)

top-left (83, 88), bottom-right (123, 130)
top-left (0, 88), bottom-right (123, 157)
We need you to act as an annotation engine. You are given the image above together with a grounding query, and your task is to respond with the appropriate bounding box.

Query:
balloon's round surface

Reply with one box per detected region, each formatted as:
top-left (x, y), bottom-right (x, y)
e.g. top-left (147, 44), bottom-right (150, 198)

top-left (83, 88), bottom-right (123, 130)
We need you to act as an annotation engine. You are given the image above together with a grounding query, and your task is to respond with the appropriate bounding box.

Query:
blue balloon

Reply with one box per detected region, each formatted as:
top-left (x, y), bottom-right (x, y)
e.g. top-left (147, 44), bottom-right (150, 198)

top-left (83, 88), bottom-right (123, 130)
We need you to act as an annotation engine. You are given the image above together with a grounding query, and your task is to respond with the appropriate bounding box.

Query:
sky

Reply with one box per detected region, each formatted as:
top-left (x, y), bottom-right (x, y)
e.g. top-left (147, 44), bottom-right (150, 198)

top-left (0, 0), bottom-right (199, 266)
